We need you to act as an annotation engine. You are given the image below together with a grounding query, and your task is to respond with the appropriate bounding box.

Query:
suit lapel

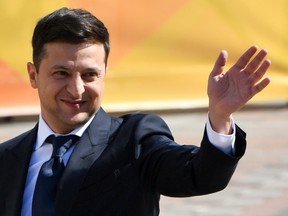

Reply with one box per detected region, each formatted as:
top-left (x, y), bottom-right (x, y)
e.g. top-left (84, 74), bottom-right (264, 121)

top-left (56, 108), bottom-right (112, 215)
top-left (3, 125), bottom-right (37, 216)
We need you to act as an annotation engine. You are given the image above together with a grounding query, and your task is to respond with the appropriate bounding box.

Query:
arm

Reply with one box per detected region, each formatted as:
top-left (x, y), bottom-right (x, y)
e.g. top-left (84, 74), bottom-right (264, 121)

top-left (208, 46), bottom-right (271, 134)
top-left (134, 114), bottom-right (245, 197)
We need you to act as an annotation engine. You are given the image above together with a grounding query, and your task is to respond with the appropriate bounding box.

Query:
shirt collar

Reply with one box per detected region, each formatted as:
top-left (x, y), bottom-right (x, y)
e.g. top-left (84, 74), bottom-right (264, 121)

top-left (35, 114), bottom-right (95, 150)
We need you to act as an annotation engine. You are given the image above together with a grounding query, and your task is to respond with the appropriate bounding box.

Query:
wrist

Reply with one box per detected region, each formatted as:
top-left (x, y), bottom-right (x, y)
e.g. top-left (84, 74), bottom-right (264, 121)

top-left (208, 112), bottom-right (233, 135)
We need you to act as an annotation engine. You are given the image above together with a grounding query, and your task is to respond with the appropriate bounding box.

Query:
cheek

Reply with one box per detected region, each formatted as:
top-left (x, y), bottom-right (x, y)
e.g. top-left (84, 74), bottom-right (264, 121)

top-left (87, 82), bottom-right (104, 100)
top-left (39, 81), bottom-right (65, 100)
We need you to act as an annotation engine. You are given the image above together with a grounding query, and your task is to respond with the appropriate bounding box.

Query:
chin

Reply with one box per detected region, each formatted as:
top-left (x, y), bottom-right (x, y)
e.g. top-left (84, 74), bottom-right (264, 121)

top-left (68, 113), bottom-right (92, 125)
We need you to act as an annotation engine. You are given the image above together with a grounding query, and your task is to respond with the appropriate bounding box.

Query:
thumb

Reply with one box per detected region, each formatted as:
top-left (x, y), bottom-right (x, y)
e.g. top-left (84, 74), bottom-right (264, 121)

top-left (210, 50), bottom-right (228, 77)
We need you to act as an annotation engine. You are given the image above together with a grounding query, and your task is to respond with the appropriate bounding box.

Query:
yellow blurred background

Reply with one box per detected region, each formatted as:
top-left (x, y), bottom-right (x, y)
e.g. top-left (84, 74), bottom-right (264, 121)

top-left (0, 0), bottom-right (287, 115)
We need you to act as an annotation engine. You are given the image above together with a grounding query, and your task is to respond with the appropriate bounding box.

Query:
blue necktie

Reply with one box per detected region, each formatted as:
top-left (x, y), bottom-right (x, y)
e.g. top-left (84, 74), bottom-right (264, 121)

top-left (32, 135), bottom-right (79, 216)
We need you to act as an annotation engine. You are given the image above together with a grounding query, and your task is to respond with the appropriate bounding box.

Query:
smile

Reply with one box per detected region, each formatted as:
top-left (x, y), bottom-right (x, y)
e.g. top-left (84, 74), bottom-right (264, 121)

top-left (61, 99), bottom-right (86, 109)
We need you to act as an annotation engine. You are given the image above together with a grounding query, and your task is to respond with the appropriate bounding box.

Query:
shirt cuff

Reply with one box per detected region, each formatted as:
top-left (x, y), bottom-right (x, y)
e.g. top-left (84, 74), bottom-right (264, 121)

top-left (206, 115), bottom-right (236, 156)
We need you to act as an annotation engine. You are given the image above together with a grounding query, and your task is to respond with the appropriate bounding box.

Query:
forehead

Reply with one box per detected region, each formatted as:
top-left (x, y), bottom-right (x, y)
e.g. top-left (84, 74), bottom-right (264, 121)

top-left (39, 42), bottom-right (106, 72)
top-left (43, 42), bottom-right (105, 60)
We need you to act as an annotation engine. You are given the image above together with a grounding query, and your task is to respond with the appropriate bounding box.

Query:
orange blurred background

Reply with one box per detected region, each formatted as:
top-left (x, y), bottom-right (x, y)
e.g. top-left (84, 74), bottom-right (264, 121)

top-left (0, 0), bottom-right (287, 116)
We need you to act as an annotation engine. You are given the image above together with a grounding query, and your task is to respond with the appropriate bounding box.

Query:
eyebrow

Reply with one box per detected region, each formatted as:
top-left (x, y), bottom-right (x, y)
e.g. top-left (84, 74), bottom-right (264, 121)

top-left (84, 67), bottom-right (103, 73)
top-left (51, 65), bottom-right (103, 72)
top-left (51, 65), bottom-right (70, 70)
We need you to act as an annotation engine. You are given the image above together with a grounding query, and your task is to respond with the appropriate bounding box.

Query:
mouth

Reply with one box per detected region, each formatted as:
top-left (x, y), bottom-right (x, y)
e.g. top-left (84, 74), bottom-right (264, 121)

top-left (61, 99), bottom-right (86, 109)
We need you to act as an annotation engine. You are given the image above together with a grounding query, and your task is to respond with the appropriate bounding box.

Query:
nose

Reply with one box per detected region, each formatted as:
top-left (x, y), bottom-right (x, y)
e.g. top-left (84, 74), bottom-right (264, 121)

top-left (66, 74), bottom-right (85, 98)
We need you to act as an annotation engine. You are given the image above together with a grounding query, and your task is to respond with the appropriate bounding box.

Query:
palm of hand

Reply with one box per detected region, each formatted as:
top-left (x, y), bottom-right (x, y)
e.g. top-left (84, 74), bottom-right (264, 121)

top-left (208, 46), bottom-right (271, 117)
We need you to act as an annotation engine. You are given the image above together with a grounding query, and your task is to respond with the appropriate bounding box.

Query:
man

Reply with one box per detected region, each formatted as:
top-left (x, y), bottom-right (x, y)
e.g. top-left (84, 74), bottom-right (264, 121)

top-left (0, 7), bottom-right (270, 216)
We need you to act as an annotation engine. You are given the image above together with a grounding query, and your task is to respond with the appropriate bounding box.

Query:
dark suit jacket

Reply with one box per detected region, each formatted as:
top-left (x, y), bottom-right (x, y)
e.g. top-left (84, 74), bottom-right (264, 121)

top-left (0, 108), bottom-right (246, 216)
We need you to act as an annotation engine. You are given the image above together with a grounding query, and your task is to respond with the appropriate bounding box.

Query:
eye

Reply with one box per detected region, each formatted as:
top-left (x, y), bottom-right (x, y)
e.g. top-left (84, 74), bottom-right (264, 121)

top-left (82, 71), bottom-right (101, 81)
top-left (85, 72), bottom-right (98, 77)
top-left (52, 70), bottom-right (69, 79)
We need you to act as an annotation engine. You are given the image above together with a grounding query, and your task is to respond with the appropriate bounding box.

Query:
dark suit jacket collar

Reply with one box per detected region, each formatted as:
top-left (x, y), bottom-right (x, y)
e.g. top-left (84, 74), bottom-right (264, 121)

top-left (55, 107), bottom-right (112, 215)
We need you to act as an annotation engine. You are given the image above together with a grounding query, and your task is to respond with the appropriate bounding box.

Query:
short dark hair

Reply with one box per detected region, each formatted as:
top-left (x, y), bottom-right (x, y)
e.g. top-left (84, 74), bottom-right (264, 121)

top-left (32, 7), bottom-right (110, 70)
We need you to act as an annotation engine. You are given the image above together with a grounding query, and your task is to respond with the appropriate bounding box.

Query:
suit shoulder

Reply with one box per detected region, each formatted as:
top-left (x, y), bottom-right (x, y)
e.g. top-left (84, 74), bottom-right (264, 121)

top-left (120, 112), bottom-right (165, 123)
top-left (117, 113), bottom-right (169, 129)
top-left (115, 113), bottom-right (173, 139)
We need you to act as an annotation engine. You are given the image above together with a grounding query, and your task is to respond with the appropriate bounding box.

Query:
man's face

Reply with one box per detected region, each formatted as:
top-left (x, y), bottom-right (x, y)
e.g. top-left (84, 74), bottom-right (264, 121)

top-left (28, 42), bottom-right (106, 134)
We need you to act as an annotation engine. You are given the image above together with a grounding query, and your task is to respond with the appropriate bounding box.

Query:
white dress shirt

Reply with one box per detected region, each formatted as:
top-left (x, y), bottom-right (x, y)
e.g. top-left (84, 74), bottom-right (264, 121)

top-left (206, 116), bottom-right (236, 155)
top-left (21, 113), bottom-right (235, 216)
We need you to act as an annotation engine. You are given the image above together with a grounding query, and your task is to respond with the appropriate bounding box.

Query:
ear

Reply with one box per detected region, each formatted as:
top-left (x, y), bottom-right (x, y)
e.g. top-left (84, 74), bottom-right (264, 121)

top-left (27, 62), bottom-right (38, 89)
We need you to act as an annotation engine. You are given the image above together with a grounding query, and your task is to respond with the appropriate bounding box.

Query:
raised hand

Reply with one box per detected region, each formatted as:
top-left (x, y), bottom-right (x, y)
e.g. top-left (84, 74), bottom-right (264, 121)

top-left (208, 46), bottom-right (271, 134)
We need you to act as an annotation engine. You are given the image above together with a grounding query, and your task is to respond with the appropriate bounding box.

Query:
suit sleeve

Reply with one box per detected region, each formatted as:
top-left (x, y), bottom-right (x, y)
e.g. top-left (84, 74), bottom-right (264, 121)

top-left (131, 114), bottom-right (246, 197)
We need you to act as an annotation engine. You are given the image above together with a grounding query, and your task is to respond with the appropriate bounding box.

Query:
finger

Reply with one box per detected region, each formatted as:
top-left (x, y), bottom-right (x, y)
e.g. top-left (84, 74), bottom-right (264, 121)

top-left (245, 49), bottom-right (268, 74)
top-left (233, 45), bottom-right (258, 70)
top-left (210, 50), bottom-right (228, 77)
top-left (249, 59), bottom-right (271, 84)
top-left (251, 77), bottom-right (271, 96)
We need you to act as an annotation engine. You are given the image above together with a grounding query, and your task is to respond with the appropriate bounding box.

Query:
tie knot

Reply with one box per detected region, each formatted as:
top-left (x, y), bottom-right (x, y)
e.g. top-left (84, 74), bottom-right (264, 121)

top-left (45, 135), bottom-right (79, 158)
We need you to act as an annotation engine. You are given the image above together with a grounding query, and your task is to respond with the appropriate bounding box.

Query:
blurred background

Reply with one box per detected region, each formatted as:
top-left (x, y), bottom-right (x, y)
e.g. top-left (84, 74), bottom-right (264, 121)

top-left (0, 0), bottom-right (288, 215)
top-left (0, 0), bottom-right (287, 115)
